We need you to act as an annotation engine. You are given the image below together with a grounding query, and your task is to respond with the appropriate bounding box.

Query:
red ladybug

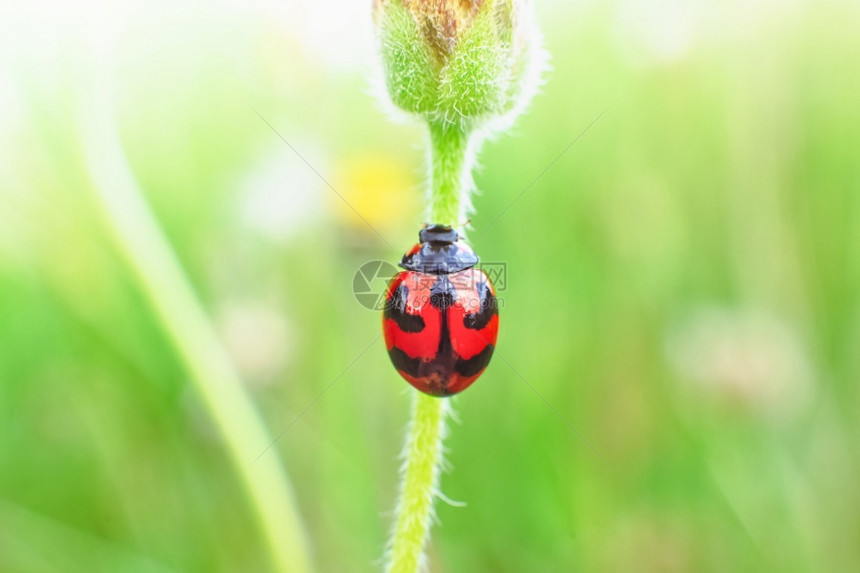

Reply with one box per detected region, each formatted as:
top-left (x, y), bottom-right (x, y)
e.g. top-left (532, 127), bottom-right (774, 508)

top-left (382, 224), bottom-right (499, 396)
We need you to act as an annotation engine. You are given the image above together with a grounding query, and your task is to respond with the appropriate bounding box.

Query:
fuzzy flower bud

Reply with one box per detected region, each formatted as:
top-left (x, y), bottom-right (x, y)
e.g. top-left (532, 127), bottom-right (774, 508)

top-left (374, 0), bottom-right (545, 129)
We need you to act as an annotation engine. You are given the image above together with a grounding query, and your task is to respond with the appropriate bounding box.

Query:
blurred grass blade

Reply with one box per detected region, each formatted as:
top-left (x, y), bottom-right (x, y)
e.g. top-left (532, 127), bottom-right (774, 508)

top-left (0, 499), bottom-right (178, 573)
top-left (75, 75), bottom-right (312, 573)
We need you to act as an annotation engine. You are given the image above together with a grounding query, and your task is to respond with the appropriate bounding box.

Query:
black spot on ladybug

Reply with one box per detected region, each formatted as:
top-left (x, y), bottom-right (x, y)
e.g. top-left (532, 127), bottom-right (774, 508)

top-left (388, 346), bottom-right (422, 377)
top-left (464, 281), bottom-right (498, 330)
top-left (454, 344), bottom-right (494, 377)
top-left (384, 284), bottom-right (425, 333)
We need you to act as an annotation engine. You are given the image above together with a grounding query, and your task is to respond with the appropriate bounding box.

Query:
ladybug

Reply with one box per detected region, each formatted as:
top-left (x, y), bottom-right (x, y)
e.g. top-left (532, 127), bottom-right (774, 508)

top-left (382, 224), bottom-right (499, 396)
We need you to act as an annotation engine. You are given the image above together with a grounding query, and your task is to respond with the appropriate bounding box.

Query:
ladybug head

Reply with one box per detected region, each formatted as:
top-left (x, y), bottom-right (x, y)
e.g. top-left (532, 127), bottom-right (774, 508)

top-left (418, 224), bottom-right (459, 243)
top-left (400, 224), bottom-right (478, 275)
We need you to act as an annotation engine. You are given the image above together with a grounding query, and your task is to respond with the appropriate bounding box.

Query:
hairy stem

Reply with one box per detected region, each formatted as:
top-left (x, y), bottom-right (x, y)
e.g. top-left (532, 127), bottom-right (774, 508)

top-left (428, 120), bottom-right (475, 227)
top-left (387, 395), bottom-right (450, 573)
top-left (386, 122), bottom-right (476, 573)
top-left (77, 77), bottom-right (312, 573)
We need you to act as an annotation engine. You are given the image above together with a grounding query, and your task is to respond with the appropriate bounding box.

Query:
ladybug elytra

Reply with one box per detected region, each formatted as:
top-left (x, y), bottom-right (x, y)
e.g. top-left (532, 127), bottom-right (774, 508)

top-left (382, 224), bottom-right (499, 396)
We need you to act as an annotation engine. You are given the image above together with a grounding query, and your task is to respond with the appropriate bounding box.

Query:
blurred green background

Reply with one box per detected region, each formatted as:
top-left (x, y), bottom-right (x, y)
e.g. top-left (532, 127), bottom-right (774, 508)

top-left (2, 0), bottom-right (859, 571)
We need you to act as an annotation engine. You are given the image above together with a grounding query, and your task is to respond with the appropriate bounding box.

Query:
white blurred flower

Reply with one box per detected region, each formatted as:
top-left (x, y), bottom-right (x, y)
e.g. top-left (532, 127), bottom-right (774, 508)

top-left (236, 148), bottom-right (326, 243)
top-left (613, 0), bottom-right (709, 66)
top-left (217, 299), bottom-right (294, 386)
top-left (666, 306), bottom-right (813, 420)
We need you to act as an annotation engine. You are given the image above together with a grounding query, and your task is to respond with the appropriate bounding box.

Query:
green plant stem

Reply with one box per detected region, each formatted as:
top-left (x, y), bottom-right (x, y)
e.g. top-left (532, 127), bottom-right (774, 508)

top-left (428, 120), bottom-right (474, 227)
top-left (387, 395), bottom-right (450, 573)
top-left (77, 79), bottom-right (312, 573)
top-left (386, 121), bottom-right (475, 573)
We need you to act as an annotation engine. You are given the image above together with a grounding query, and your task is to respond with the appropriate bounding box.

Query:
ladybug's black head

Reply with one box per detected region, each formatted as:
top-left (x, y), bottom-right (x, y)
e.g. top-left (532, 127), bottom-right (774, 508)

top-left (419, 224), bottom-right (459, 243)
top-left (400, 224), bottom-right (478, 275)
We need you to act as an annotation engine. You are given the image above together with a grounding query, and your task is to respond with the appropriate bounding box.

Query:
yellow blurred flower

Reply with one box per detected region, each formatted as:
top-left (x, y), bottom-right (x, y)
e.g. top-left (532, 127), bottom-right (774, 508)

top-left (331, 153), bottom-right (420, 235)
